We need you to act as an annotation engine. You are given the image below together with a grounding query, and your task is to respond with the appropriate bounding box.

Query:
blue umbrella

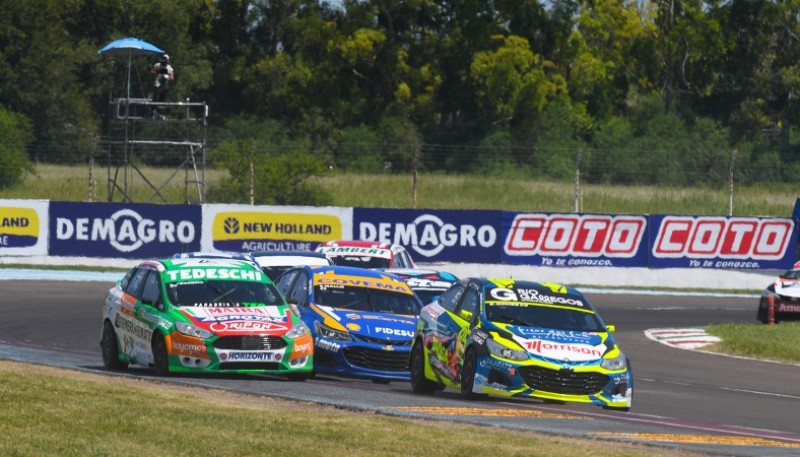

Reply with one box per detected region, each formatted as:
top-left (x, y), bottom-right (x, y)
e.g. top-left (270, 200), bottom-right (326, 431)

top-left (98, 37), bottom-right (164, 102)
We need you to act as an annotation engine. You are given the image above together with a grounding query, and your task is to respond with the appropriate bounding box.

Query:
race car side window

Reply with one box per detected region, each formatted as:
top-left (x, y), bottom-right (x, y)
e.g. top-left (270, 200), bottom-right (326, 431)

top-left (397, 250), bottom-right (412, 268)
top-left (439, 284), bottom-right (465, 313)
top-left (140, 271), bottom-right (161, 307)
top-left (454, 288), bottom-right (479, 324)
top-left (289, 271), bottom-right (310, 307)
top-left (119, 269), bottom-right (134, 290)
top-left (455, 289), bottom-right (478, 315)
top-left (124, 268), bottom-right (149, 299)
top-left (275, 270), bottom-right (299, 297)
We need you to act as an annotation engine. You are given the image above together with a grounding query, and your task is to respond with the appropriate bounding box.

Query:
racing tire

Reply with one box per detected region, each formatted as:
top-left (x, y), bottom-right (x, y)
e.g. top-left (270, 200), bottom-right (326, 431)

top-left (460, 349), bottom-right (485, 400)
top-left (100, 321), bottom-right (128, 370)
top-left (286, 372), bottom-right (311, 382)
top-left (756, 302), bottom-right (767, 324)
top-left (410, 340), bottom-right (438, 394)
top-left (602, 405), bottom-right (631, 412)
top-left (152, 334), bottom-right (171, 377)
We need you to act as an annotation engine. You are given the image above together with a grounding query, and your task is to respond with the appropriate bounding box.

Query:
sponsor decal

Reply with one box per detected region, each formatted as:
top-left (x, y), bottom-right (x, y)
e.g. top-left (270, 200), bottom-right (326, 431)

top-left (213, 211), bottom-right (342, 242)
top-left (293, 342), bottom-right (312, 354)
top-left (652, 216), bottom-right (793, 261)
top-left (171, 333), bottom-right (208, 357)
top-left (470, 329), bottom-right (487, 345)
top-left (405, 277), bottom-right (453, 290)
top-left (523, 339), bottom-right (605, 361)
top-left (0, 207), bottom-right (39, 248)
top-left (514, 328), bottom-right (598, 345)
top-left (374, 327), bottom-right (414, 338)
top-left (218, 350), bottom-right (281, 361)
top-left (114, 314), bottom-right (152, 341)
top-left (777, 303), bottom-right (800, 313)
top-left (240, 241), bottom-right (314, 251)
top-left (51, 203), bottom-right (199, 257)
top-left (184, 307), bottom-right (288, 323)
top-left (359, 213), bottom-right (496, 258)
top-left (316, 338), bottom-right (342, 352)
top-left (504, 214), bottom-right (646, 258)
top-left (346, 323), bottom-right (361, 331)
top-left (314, 275), bottom-right (413, 294)
top-left (318, 245), bottom-right (392, 258)
top-left (488, 287), bottom-right (585, 307)
top-left (351, 314), bottom-right (415, 325)
top-left (209, 321), bottom-right (288, 333)
top-left (137, 308), bottom-right (171, 329)
top-left (478, 357), bottom-right (515, 373)
top-left (165, 267), bottom-right (263, 283)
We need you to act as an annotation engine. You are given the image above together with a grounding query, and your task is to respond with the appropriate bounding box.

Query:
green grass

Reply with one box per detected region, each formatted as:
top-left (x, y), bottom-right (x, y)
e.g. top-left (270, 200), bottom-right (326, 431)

top-left (3, 164), bottom-right (799, 216)
top-left (706, 322), bottom-right (800, 364)
top-left (0, 360), bottom-right (702, 457)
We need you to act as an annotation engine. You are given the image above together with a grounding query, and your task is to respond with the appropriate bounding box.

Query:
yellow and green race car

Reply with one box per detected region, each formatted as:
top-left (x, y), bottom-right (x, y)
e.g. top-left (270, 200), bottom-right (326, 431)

top-left (410, 277), bottom-right (632, 411)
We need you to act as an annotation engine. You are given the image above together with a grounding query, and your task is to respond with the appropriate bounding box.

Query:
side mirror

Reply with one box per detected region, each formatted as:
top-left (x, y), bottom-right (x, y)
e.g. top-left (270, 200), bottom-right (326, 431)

top-left (606, 324), bottom-right (616, 333)
top-left (459, 309), bottom-right (473, 321)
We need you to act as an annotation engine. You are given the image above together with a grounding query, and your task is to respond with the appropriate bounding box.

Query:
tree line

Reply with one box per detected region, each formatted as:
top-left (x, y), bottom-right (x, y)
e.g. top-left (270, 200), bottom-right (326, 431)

top-left (1, 0), bottom-right (798, 203)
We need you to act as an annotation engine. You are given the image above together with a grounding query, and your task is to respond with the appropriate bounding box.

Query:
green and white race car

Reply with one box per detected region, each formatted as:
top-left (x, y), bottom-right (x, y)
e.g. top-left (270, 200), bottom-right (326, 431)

top-left (100, 257), bottom-right (313, 379)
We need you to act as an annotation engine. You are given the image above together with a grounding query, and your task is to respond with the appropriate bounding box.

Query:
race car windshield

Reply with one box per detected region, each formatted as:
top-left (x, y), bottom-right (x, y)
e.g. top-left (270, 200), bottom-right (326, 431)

top-left (782, 269), bottom-right (800, 279)
top-left (329, 255), bottom-right (391, 268)
top-left (315, 286), bottom-right (420, 315)
top-left (487, 304), bottom-right (604, 332)
top-left (414, 289), bottom-right (444, 305)
top-left (167, 280), bottom-right (284, 307)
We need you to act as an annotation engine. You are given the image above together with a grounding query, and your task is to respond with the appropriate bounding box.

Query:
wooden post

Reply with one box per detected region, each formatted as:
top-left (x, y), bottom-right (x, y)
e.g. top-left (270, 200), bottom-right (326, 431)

top-left (728, 149), bottom-right (737, 216)
top-left (574, 147), bottom-right (582, 212)
top-left (412, 143), bottom-right (419, 209)
top-left (249, 140), bottom-right (256, 205)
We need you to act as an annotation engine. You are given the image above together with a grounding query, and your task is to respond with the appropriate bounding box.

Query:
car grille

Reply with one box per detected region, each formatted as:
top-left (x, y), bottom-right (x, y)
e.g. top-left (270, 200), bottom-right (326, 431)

top-left (219, 362), bottom-right (281, 371)
top-left (519, 366), bottom-right (609, 395)
top-left (344, 347), bottom-right (409, 371)
top-left (354, 335), bottom-right (413, 346)
top-left (214, 336), bottom-right (287, 350)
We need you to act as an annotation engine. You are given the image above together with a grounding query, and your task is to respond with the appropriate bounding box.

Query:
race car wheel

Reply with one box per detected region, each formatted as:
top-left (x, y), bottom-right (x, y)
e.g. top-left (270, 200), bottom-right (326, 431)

top-left (756, 302), bottom-right (767, 323)
top-left (602, 405), bottom-right (631, 412)
top-left (460, 349), bottom-right (483, 400)
top-left (100, 321), bottom-right (128, 370)
top-left (152, 334), bottom-right (171, 376)
top-left (410, 340), bottom-right (437, 394)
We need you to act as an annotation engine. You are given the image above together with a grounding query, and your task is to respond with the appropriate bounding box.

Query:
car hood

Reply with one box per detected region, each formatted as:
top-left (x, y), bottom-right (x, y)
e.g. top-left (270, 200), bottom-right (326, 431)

top-left (178, 306), bottom-right (294, 336)
top-left (773, 278), bottom-right (800, 297)
top-left (309, 304), bottom-right (417, 341)
top-left (503, 325), bottom-right (609, 362)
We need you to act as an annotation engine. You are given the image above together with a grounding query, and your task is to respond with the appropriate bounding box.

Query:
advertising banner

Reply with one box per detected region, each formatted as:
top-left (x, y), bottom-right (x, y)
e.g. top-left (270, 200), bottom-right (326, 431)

top-left (353, 208), bottom-right (502, 263)
top-left (49, 202), bottom-right (201, 258)
top-left (202, 204), bottom-right (353, 252)
top-left (0, 199), bottom-right (48, 255)
top-left (500, 211), bottom-right (650, 267)
top-left (648, 215), bottom-right (797, 269)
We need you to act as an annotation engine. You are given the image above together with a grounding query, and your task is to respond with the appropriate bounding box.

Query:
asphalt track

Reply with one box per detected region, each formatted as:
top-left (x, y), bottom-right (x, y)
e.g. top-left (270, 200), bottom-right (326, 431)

top-left (2, 274), bottom-right (800, 456)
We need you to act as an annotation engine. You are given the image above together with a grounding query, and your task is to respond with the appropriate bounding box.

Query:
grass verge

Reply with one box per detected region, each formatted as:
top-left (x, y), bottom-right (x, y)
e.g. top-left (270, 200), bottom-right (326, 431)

top-left (0, 360), bottom-right (706, 457)
top-left (705, 322), bottom-right (800, 364)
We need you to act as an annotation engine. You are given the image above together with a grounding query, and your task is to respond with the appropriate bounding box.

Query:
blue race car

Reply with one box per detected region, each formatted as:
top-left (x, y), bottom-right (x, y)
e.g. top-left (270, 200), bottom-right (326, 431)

top-left (410, 277), bottom-right (632, 411)
top-left (274, 265), bottom-right (423, 383)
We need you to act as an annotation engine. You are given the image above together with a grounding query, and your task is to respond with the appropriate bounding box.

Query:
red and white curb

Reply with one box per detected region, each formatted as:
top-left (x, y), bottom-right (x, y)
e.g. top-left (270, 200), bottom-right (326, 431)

top-left (645, 327), bottom-right (721, 350)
